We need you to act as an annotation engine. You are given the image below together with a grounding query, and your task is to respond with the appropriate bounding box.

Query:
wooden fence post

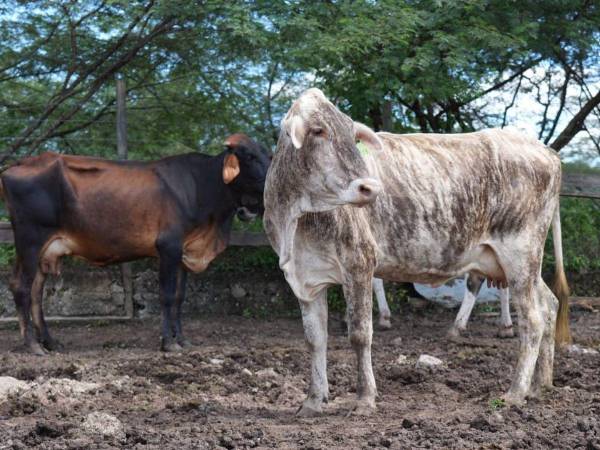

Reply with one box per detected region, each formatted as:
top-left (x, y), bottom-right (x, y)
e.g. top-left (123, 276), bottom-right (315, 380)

top-left (116, 75), bottom-right (134, 319)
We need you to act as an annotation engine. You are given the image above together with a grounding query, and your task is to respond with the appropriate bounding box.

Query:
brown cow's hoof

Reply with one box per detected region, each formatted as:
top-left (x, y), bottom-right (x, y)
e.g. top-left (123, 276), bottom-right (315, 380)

top-left (497, 326), bottom-right (515, 338)
top-left (43, 337), bottom-right (64, 352)
top-left (161, 341), bottom-right (183, 353)
top-left (28, 341), bottom-right (48, 356)
top-left (177, 338), bottom-right (193, 349)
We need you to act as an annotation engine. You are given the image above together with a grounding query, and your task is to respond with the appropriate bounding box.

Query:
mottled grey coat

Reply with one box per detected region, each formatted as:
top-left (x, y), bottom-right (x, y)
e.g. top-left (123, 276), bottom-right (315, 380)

top-left (264, 88), bottom-right (568, 416)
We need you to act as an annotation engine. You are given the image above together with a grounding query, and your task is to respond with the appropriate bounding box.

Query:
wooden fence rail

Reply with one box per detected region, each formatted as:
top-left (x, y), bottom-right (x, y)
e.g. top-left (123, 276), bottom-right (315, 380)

top-left (561, 171), bottom-right (600, 199)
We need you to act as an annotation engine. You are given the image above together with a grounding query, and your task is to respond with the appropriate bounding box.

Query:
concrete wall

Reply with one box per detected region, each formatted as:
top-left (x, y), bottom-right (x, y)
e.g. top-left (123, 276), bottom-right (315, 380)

top-left (0, 263), bottom-right (299, 319)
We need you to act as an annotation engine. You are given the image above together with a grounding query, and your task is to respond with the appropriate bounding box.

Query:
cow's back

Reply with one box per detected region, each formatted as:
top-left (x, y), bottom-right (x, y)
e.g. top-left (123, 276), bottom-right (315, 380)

top-left (357, 129), bottom-right (562, 279)
top-left (1, 152), bottom-right (170, 265)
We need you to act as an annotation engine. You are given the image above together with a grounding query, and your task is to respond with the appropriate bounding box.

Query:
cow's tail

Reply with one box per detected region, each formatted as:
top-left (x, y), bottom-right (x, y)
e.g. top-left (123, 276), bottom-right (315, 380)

top-left (551, 203), bottom-right (571, 345)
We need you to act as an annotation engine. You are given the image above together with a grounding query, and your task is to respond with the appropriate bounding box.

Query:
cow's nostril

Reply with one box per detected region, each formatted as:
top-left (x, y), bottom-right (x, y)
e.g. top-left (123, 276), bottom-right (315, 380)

top-left (345, 178), bottom-right (382, 205)
top-left (359, 184), bottom-right (372, 196)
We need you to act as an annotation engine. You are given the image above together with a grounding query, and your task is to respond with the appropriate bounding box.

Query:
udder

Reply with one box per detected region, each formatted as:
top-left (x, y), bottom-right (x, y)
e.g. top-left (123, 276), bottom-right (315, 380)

top-left (40, 236), bottom-right (78, 275)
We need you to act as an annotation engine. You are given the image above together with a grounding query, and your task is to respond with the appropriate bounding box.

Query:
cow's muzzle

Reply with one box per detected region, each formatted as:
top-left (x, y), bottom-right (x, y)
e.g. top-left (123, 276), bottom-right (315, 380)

top-left (236, 206), bottom-right (258, 222)
top-left (341, 178), bottom-right (382, 206)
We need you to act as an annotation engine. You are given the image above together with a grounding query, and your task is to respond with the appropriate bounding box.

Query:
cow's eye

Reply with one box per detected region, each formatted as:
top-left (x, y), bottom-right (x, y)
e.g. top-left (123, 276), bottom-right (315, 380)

top-left (311, 127), bottom-right (324, 136)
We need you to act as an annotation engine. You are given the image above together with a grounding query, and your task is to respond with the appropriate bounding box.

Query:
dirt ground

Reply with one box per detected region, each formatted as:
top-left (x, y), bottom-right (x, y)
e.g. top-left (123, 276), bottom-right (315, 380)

top-left (0, 307), bottom-right (599, 449)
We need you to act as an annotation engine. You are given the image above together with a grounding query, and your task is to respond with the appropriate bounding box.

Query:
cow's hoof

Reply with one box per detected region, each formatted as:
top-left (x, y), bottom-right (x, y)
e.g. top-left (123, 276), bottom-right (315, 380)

top-left (501, 392), bottom-right (526, 407)
top-left (497, 326), bottom-right (515, 338)
top-left (348, 400), bottom-right (376, 417)
top-left (377, 318), bottom-right (392, 331)
top-left (296, 402), bottom-right (322, 418)
top-left (177, 338), bottom-right (193, 349)
top-left (161, 341), bottom-right (183, 353)
top-left (43, 338), bottom-right (64, 352)
top-left (28, 341), bottom-right (48, 356)
top-left (447, 326), bottom-right (464, 340)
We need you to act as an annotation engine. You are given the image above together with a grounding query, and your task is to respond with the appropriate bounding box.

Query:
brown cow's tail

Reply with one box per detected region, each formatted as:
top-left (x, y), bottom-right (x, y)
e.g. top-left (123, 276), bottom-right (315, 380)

top-left (551, 203), bottom-right (571, 346)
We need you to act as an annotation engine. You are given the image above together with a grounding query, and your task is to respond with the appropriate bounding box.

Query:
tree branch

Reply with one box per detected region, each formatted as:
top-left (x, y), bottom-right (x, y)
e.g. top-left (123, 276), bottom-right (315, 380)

top-left (550, 89), bottom-right (600, 151)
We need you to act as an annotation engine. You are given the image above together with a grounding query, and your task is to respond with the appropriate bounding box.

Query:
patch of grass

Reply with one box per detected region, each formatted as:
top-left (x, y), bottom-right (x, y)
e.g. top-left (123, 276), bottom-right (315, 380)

top-left (232, 216), bottom-right (265, 233)
top-left (489, 398), bottom-right (506, 410)
top-left (478, 303), bottom-right (496, 313)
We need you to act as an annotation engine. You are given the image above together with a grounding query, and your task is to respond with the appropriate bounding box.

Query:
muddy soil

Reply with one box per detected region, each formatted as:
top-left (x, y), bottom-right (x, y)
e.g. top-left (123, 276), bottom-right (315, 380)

top-left (0, 307), bottom-right (599, 449)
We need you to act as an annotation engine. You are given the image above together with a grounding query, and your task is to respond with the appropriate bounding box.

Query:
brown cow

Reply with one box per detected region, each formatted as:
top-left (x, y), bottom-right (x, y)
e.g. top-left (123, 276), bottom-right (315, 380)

top-left (1, 134), bottom-right (270, 354)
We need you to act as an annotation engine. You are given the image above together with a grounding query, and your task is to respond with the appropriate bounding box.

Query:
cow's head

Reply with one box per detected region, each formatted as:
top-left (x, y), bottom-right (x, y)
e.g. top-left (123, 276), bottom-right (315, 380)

top-left (222, 133), bottom-right (271, 221)
top-left (264, 88), bottom-right (382, 271)
top-left (277, 88), bottom-right (382, 211)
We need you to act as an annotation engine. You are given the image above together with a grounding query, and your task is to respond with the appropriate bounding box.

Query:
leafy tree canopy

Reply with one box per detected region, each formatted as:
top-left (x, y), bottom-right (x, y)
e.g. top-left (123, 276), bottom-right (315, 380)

top-left (0, 0), bottom-right (598, 163)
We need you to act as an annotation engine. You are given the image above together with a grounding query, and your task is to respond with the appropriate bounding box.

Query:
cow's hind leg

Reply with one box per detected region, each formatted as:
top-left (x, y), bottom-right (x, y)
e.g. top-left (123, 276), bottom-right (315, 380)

top-left (497, 288), bottom-right (515, 338)
top-left (10, 256), bottom-right (45, 355)
top-left (30, 270), bottom-right (61, 351)
top-left (503, 276), bottom-right (544, 405)
top-left (531, 280), bottom-right (558, 393)
top-left (157, 235), bottom-right (183, 352)
top-left (297, 289), bottom-right (329, 417)
top-left (344, 277), bottom-right (377, 415)
top-left (373, 278), bottom-right (391, 330)
top-left (173, 267), bottom-right (191, 348)
top-left (448, 273), bottom-right (483, 338)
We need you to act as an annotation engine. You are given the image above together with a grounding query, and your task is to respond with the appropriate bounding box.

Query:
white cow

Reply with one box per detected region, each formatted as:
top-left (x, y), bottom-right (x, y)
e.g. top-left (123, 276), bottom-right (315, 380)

top-left (264, 88), bottom-right (569, 416)
top-left (372, 275), bottom-right (514, 337)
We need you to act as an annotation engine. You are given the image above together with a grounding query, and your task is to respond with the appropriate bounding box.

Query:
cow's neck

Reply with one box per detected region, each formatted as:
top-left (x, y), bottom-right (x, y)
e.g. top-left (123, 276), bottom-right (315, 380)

top-left (187, 152), bottom-right (237, 230)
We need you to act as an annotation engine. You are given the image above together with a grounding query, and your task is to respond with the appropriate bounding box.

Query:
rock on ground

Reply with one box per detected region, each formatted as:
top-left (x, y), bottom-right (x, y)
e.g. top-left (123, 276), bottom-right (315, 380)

top-left (80, 412), bottom-right (126, 442)
top-left (416, 354), bottom-right (443, 369)
top-left (0, 376), bottom-right (29, 400)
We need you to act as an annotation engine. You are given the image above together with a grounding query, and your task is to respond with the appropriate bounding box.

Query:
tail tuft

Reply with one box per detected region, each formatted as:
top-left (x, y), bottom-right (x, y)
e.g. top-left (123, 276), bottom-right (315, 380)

top-left (553, 268), bottom-right (571, 345)
top-left (551, 204), bottom-right (571, 346)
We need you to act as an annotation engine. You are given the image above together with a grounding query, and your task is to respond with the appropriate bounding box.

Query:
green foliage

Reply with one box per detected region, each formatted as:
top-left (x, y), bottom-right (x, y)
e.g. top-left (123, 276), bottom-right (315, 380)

top-left (1, 0), bottom-right (598, 161)
top-left (327, 286), bottom-right (346, 313)
top-left (543, 196), bottom-right (600, 272)
top-left (0, 243), bottom-right (15, 266)
top-left (232, 216), bottom-right (265, 233)
top-left (211, 246), bottom-right (279, 273)
top-left (327, 283), bottom-right (409, 314)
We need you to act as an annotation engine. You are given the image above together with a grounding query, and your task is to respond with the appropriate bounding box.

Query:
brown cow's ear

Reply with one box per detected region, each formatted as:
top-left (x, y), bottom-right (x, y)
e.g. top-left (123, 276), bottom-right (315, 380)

top-left (223, 153), bottom-right (240, 184)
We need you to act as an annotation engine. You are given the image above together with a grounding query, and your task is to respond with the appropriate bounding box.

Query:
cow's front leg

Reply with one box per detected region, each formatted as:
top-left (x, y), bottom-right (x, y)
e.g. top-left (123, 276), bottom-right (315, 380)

top-left (297, 289), bottom-right (328, 417)
top-left (344, 277), bottom-right (377, 415)
top-left (157, 235), bottom-right (183, 352)
top-left (173, 267), bottom-right (192, 348)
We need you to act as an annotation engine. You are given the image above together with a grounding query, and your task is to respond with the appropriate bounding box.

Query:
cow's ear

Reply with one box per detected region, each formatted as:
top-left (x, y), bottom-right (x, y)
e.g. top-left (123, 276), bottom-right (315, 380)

top-left (285, 115), bottom-right (306, 149)
top-left (354, 122), bottom-right (383, 152)
top-left (223, 153), bottom-right (240, 184)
